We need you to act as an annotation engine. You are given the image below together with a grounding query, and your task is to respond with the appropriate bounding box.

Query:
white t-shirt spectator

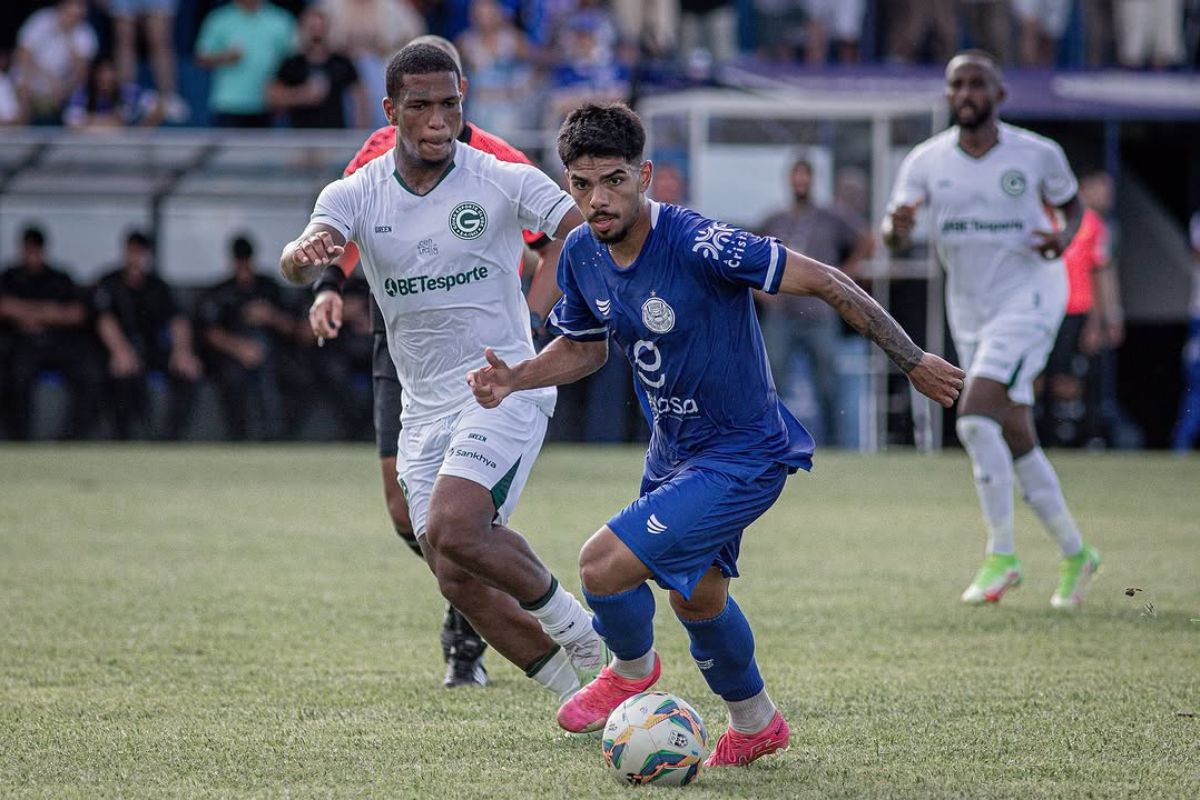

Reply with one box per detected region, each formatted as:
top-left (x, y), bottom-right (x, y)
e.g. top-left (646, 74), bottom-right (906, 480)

top-left (16, 8), bottom-right (98, 99)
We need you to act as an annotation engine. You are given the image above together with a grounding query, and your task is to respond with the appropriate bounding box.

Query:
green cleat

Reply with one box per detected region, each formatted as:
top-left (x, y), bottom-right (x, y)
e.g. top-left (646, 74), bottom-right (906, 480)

top-left (1050, 544), bottom-right (1101, 610)
top-left (565, 633), bottom-right (610, 687)
top-left (961, 553), bottom-right (1024, 605)
top-left (562, 637), bottom-right (612, 740)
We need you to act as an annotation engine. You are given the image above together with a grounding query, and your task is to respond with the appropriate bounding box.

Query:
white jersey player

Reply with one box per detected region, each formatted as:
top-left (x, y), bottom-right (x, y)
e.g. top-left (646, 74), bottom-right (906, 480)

top-left (280, 42), bottom-right (606, 707)
top-left (884, 50), bottom-right (1102, 609)
top-left (310, 142), bottom-right (561, 427)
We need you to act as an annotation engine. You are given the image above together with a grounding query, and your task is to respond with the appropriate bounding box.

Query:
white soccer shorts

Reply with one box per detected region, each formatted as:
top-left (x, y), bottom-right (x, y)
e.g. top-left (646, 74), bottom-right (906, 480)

top-left (396, 398), bottom-right (549, 539)
top-left (955, 309), bottom-right (1064, 407)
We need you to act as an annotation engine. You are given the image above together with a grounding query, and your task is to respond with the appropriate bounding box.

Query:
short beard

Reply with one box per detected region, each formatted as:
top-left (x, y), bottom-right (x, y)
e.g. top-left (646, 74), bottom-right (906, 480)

top-left (955, 103), bottom-right (992, 131)
top-left (594, 201), bottom-right (641, 244)
top-left (592, 222), bottom-right (629, 244)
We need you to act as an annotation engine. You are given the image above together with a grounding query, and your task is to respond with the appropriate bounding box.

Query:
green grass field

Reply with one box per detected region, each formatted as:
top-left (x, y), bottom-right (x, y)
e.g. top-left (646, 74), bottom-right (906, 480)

top-left (1, 445), bottom-right (1197, 798)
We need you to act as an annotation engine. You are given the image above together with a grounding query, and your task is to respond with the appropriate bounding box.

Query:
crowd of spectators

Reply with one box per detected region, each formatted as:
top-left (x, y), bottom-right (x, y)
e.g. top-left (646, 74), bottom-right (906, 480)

top-left (0, 1), bottom-right (1197, 133)
top-left (0, 225), bottom-right (374, 441)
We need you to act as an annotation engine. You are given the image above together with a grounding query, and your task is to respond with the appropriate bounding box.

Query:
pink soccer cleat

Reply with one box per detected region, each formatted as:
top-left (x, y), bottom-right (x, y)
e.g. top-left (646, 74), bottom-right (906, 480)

top-left (556, 654), bottom-right (662, 733)
top-left (704, 710), bottom-right (790, 767)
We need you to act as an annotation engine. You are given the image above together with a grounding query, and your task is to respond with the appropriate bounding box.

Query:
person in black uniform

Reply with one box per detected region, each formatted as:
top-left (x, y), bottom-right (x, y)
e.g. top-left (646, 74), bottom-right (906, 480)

top-left (93, 230), bottom-right (204, 440)
top-left (266, 5), bottom-right (367, 129)
top-left (0, 225), bottom-right (100, 440)
top-left (197, 234), bottom-right (300, 441)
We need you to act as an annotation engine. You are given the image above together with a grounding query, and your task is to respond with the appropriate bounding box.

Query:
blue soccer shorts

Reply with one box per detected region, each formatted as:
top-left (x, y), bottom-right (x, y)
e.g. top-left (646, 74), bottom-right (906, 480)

top-left (607, 461), bottom-right (789, 599)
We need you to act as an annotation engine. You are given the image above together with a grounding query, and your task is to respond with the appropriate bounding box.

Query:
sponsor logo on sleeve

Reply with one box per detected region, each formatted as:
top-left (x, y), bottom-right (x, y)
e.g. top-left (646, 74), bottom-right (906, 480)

top-left (691, 221), bottom-right (734, 259)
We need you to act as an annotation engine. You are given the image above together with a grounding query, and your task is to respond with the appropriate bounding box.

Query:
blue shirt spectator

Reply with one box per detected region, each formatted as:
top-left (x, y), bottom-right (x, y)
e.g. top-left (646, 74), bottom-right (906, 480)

top-left (195, 0), bottom-right (295, 126)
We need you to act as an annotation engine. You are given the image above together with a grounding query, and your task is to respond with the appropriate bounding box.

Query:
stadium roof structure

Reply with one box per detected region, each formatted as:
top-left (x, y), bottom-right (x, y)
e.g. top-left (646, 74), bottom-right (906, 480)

top-left (720, 63), bottom-right (1200, 121)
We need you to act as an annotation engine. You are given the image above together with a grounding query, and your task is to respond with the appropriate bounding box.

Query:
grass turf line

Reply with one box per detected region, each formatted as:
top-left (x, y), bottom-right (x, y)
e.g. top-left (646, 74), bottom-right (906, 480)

top-left (1, 445), bottom-right (1197, 798)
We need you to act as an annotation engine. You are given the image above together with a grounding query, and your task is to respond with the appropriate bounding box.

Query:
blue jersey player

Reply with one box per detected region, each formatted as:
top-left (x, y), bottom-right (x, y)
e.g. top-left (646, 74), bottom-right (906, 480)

top-left (467, 103), bottom-right (964, 767)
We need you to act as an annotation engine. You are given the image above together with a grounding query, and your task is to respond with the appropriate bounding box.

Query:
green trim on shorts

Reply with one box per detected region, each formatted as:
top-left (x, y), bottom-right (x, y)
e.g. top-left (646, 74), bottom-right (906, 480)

top-left (490, 457), bottom-right (521, 511)
top-left (1006, 354), bottom-right (1027, 390)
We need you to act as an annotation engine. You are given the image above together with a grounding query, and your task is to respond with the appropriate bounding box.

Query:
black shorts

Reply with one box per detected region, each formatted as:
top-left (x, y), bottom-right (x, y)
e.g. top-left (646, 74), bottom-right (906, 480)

top-left (1045, 313), bottom-right (1087, 379)
top-left (372, 332), bottom-right (402, 458)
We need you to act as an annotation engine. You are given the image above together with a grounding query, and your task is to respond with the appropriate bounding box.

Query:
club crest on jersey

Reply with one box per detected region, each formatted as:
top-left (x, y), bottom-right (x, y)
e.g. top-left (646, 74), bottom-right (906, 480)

top-left (641, 296), bottom-right (675, 334)
top-left (449, 202), bottom-right (488, 240)
top-left (691, 221), bottom-right (735, 259)
top-left (1000, 170), bottom-right (1027, 196)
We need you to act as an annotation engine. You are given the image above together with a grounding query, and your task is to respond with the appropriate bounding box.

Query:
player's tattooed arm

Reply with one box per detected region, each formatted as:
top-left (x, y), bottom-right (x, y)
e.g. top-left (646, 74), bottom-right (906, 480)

top-left (777, 249), bottom-right (966, 407)
top-left (280, 223), bottom-right (347, 285)
top-left (779, 250), bottom-right (922, 372)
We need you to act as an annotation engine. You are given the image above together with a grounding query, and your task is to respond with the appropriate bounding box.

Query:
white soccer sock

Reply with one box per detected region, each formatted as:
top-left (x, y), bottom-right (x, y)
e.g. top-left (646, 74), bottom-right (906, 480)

top-left (610, 649), bottom-right (656, 681)
top-left (523, 578), bottom-right (605, 671)
top-left (528, 647), bottom-right (580, 703)
top-left (956, 415), bottom-right (1016, 555)
top-left (1014, 447), bottom-right (1083, 557)
top-left (727, 689), bottom-right (777, 734)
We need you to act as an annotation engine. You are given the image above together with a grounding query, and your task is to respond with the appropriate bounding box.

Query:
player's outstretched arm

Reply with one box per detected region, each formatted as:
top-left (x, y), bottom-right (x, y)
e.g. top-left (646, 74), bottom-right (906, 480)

top-left (280, 223), bottom-right (347, 285)
top-left (467, 337), bottom-right (608, 409)
top-left (777, 249), bottom-right (965, 407)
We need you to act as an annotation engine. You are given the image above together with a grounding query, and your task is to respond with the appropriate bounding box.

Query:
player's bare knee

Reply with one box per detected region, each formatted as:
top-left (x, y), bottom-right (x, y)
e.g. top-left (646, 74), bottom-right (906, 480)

top-left (578, 529), bottom-right (623, 595)
top-left (669, 590), bottom-right (724, 621)
top-left (425, 526), bottom-right (477, 569)
top-left (425, 511), bottom-right (489, 572)
top-left (434, 562), bottom-right (479, 611)
top-left (669, 571), bottom-right (728, 620)
top-left (1001, 414), bottom-right (1036, 457)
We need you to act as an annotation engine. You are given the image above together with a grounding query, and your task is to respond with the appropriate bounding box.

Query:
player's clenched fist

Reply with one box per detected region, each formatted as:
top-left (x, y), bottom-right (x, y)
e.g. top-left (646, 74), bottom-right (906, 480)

top-left (292, 230), bottom-right (344, 268)
top-left (1030, 229), bottom-right (1069, 261)
top-left (466, 347), bottom-right (516, 409)
top-left (906, 353), bottom-right (966, 408)
top-left (281, 228), bottom-right (345, 284)
top-left (883, 199), bottom-right (922, 248)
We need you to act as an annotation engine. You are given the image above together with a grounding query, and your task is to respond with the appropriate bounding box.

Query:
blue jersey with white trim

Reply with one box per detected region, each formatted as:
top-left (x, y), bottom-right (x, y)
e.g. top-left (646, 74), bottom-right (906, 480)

top-left (551, 202), bottom-right (814, 478)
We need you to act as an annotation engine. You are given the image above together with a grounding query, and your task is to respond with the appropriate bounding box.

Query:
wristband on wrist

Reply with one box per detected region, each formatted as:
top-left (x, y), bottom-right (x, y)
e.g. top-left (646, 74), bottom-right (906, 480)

top-left (313, 264), bottom-right (346, 296)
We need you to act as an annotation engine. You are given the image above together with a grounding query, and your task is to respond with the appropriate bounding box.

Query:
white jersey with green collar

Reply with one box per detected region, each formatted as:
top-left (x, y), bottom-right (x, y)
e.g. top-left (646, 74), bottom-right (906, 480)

top-left (311, 143), bottom-right (569, 424)
top-left (889, 122), bottom-right (1078, 342)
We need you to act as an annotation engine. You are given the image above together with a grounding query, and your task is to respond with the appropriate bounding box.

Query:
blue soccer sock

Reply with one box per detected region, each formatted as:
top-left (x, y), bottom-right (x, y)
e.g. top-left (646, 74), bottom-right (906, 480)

top-left (582, 582), bottom-right (656, 661)
top-left (679, 595), bottom-right (764, 702)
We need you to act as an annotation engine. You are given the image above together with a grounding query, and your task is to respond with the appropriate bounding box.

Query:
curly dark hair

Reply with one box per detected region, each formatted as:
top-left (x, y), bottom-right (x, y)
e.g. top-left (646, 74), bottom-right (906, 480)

top-left (385, 42), bottom-right (461, 99)
top-left (556, 103), bottom-right (645, 168)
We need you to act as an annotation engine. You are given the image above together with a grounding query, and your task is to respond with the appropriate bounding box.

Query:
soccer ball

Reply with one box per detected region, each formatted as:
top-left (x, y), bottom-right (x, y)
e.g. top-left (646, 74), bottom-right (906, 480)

top-left (602, 691), bottom-right (708, 787)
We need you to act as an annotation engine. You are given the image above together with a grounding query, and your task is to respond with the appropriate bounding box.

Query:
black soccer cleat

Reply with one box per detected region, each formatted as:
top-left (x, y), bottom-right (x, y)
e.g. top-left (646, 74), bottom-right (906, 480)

top-left (441, 604), bottom-right (488, 688)
top-left (439, 604), bottom-right (457, 664)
